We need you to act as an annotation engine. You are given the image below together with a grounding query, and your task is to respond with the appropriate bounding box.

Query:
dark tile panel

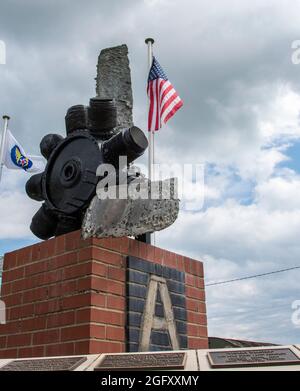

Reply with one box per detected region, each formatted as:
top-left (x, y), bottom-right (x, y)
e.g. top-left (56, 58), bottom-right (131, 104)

top-left (167, 280), bottom-right (185, 295)
top-left (151, 331), bottom-right (170, 347)
top-left (127, 257), bottom-right (185, 282)
top-left (128, 270), bottom-right (149, 285)
top-left (126, 256), bottom-right (188, 352)
top-left (176, 320), bottom-right (187, 335)
top-left (173, 307), bottom-right (187, 322)
top-left (128, 312), bottom-right (142, 327)
top-left (128, 328), bottom-right (140, 343)
top-left (170, 293), bottom-right (186, 308)
top-left (128, 298), bottom-right (145, 313)
top-left (127, 283), bottom-right (147, 299)
top-left (155, 303), bottom-right (164, 318)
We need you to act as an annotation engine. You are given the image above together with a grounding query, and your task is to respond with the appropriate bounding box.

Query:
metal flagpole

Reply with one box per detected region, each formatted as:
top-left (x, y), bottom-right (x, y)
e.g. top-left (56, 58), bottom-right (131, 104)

top-left (145, 38), bottom-right (155, 181)
top-left (0, 115), bottom-right (10, 184)
top-left (145, 37), bottom-right (155, 245)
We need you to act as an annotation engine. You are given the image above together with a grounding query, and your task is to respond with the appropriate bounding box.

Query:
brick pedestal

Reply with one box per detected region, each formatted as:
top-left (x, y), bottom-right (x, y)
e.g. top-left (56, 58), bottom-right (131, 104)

top-left (0, 231), bottom-right (208, 358)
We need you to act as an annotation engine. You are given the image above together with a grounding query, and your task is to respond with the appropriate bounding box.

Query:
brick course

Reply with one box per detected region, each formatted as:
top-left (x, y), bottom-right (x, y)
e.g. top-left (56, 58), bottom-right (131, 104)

top-left (0, 230), bottom-right (208, 358)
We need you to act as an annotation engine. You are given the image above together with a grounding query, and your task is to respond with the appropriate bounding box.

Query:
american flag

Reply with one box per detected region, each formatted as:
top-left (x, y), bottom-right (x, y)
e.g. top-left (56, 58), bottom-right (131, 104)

top-left (147, 57), bottom-right (183, 132)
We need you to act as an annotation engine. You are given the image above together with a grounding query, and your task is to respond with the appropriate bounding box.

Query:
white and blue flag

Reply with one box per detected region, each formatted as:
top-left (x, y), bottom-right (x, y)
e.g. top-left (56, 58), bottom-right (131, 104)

top-left (2, 129), bottom-right (44, 173)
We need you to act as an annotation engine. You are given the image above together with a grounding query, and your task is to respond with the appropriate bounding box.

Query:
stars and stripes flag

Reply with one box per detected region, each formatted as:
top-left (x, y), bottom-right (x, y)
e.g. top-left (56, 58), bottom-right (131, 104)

top-left (147, 57), bottom-right (183, 132)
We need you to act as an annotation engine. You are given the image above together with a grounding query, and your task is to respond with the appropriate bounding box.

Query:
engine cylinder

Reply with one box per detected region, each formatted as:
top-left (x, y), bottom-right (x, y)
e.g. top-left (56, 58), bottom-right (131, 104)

top-left (30, 204), bottom-right (58, 240)
top-left (88, 98), bottom-right (117, 137)
top-left (40, 134), bottom-right (64, 160)
top-left (65, 105), bottom-right (88, 135)
top-left (102, 126), bottom-right (148, 167)
top-left (26, 173), bottom-right (44, 201)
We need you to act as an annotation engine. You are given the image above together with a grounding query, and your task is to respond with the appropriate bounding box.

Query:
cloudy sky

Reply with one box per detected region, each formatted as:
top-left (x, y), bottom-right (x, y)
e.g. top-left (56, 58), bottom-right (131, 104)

top-left (1, 0), bottom-right (300, 345)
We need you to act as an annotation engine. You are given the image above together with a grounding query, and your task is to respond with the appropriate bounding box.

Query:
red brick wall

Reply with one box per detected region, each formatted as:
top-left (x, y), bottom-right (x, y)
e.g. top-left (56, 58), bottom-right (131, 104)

top-left (0, 231), bottom-right (208, 358)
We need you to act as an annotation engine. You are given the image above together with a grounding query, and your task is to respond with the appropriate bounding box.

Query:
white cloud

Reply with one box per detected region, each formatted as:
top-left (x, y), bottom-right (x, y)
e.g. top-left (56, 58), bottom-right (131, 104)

top-left (0, 192), bottom-right (37, 238)
top-left (0, 169), bottom-right (38, 239)
top-left (256, 175), bottom-right (300, 211)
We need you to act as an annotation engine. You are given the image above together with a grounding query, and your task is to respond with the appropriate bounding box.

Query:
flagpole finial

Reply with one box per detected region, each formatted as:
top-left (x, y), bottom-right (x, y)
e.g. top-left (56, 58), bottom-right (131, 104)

top-left (2, 115), bottom-right (10, 120)
top-left (145, 38), bottom-right (155, 45)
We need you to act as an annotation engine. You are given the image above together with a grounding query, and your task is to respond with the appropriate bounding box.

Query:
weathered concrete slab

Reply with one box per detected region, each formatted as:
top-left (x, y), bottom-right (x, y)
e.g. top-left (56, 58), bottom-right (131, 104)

top-left (82, 178), bottom-right (179, 239)
top-left (0, 360), bottom-right (10, 369)
top-left (96, 44), bottom-right (133, 131)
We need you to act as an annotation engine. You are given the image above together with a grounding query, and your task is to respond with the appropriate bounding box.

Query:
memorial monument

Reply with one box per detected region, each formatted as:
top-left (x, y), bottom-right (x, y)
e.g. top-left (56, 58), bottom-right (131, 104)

top-left (0, 44), bottom-right (208, 359)
top-left (0, 44), bottom-right (298, 372)
top-left (26, 45), bottom-right (179, 241)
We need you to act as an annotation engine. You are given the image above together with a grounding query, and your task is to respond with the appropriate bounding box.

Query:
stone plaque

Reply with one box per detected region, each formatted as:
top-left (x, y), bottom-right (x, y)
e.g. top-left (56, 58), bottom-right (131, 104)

top-left (208, 348), bottom-right (300, 368)
top-left (0, 356), bottom-right (87, 371)
top-left (95, 352), bottom-right (187, 371)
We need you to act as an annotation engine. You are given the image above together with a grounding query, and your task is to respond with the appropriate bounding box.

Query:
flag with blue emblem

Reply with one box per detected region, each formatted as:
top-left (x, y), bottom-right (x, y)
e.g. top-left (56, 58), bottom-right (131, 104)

top-left (3, 129), bottom-right (44, 173)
